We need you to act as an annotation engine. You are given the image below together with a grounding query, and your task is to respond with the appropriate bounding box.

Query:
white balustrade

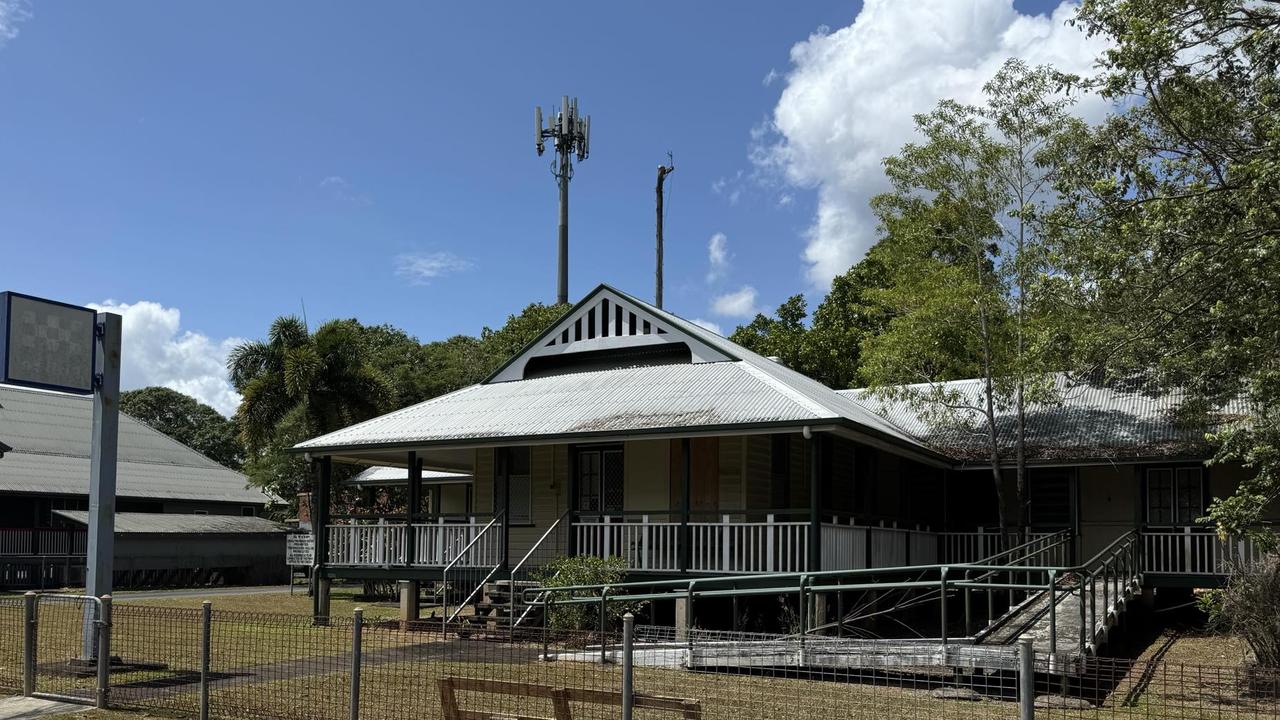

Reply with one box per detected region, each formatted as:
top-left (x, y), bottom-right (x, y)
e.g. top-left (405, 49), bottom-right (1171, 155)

top-left (574, 515), bottom-right (949, 573)
top-left (326, 523), bottom-right (406, 566)
top-left (688, 515), bottom-right (809, 574)
top-left (574, 516), bottom-right (682, 571)
top-left (1143, 527), bottom-right (1269, 575)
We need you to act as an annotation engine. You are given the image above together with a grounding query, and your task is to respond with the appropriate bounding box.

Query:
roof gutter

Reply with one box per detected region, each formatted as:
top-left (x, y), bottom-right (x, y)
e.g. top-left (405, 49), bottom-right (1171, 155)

top-left (293, 416), bottom-right (952, 469)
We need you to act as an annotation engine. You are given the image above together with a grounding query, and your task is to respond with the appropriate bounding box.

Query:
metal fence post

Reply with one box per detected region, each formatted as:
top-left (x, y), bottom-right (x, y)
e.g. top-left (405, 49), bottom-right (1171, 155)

top-left (23, 592), bottom-right (36, 697)
top-left (599, 587), bottom-right (610, 664)
top-left (200, 600), bottom-right (211, 720)
top-left (350, 608), bottom-right (364, 720)
top-left (621, 613), bottom-right (634, 720)
top-left (96, 594), bottom-right (112, 710)
top-left (1018, 637), bottom-right (1035, 720)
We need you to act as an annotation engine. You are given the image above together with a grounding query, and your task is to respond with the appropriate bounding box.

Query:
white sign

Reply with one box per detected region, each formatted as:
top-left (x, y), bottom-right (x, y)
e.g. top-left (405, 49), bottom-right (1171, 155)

top-left (0, 292), bottom-right (97, 394)
top-left (286, 533), bottom-right (315, 566)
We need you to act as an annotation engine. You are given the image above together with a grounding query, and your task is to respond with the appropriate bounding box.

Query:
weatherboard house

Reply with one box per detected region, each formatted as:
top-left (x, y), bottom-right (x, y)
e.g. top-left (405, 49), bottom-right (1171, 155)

top-left (0, 382), bottom-right (284, 588)
top-left (296, 283), bottom-right (1276, 626)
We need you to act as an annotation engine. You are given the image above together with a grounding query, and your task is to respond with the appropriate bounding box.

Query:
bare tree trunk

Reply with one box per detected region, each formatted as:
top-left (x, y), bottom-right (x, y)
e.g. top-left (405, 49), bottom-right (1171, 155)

top-left (976, 287), bottom-right (1008, 536)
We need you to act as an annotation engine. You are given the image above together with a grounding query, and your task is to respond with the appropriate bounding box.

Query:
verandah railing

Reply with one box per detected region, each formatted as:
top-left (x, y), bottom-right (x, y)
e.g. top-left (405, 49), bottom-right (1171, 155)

top-left (325, 517), bottom-right (502, 568)
top-left (0, 528), bottom-right (87, 557)
top-left (1142, 526), bottom-right (1270, 575)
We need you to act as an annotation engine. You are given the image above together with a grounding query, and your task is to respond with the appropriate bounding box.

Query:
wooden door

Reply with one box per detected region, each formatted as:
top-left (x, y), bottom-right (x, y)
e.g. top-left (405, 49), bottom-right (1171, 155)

top-left (670, 438), bottom-right (719, 512)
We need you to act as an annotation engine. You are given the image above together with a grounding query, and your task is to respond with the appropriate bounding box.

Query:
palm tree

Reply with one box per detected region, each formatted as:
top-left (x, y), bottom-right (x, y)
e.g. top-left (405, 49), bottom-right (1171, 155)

top-left (228, 316), bottom-right (394, 451)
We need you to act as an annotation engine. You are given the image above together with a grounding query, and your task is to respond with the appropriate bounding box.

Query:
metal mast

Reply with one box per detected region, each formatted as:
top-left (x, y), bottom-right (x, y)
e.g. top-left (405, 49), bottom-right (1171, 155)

top-left (536, 96), bottom-right (591, 305)
top-left (655, 153), bottom-right (674, 308)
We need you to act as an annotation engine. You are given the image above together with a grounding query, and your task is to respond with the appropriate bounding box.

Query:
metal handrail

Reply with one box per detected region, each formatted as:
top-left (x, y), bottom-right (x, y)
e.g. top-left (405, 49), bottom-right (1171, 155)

top-left (508, 509), bottom-right (571, 631)
top-left (975, 529), bottom-right (1072, 566)
top-left (441, 510), bottom-right (505, 627)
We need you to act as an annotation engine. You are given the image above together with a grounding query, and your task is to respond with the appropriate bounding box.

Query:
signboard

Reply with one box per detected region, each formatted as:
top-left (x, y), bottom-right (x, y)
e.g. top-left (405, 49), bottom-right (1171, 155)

top-left (286, 532), bottom-right (316, 567)
top-left (0, 291), bottom-right (97, 394)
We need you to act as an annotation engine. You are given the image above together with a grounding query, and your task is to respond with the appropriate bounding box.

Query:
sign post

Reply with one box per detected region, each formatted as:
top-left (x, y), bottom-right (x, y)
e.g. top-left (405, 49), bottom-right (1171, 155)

top-left (84, 311), bottom-right (121, 658)
top-left (0, 291), bottom-right (120, 660)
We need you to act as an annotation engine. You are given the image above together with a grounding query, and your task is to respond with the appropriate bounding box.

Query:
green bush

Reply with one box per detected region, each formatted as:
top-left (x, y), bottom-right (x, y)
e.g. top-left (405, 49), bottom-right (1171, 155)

top-left (531, 555), bottom-right (647, 632)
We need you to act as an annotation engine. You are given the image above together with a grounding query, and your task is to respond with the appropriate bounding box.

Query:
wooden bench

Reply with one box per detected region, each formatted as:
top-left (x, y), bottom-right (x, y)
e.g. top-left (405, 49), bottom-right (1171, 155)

top-left (439, 676), bottom-right (703, 720)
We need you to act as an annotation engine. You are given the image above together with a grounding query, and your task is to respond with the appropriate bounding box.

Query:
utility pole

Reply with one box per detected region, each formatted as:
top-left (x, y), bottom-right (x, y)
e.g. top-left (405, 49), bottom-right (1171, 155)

top-left (535, 96), bottom-right (591, 305)
top-left (655, 153), bottom-right (674, 309)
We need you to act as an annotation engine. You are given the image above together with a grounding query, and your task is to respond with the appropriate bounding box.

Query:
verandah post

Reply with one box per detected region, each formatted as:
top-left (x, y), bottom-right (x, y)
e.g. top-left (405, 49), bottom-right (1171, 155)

top-left (313, 456), bottom-right (332, 621)
top-left (680, 438), bottom-right (691, 572)
top-left (807, 431), bottom-right (820, 572)
top-left (406, 451), bottom-right (420, 567)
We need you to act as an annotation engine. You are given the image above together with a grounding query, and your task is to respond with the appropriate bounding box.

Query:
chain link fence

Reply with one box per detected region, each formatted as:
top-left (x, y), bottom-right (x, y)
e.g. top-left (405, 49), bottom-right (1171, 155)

top-left (3, 594), bottom-right (1279, 720)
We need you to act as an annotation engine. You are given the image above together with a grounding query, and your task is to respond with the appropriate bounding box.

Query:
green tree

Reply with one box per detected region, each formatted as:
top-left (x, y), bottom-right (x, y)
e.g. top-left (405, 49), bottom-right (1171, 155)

top-left (730, 295), bottom-right (813, 373)
top-left (119, 386), bottom-right (243, 469)
top-left (228, 316), bottom-right (395, 499)
top-left (861, 60), bottom-right (1076, 533)
top-left (1056, 0), bottom-right (1280, 540)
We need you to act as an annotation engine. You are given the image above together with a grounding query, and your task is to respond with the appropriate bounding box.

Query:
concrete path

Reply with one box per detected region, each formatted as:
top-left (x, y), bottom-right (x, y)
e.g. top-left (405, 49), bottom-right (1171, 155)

top-left (0, 697), bottom-right (90, 719)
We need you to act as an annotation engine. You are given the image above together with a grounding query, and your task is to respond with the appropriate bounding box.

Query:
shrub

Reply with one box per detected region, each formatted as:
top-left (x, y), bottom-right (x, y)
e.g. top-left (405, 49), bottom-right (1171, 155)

top-left (1209, 554), bottom-right (1280, 669)
top-left (531, 555), bottom-right (647, 632)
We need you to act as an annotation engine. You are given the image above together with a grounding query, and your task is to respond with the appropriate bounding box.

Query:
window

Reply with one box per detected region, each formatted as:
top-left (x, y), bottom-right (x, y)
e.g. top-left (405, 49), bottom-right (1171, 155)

top-left (497, 448), bottom-right (532, 524)
top-left (1029, 473), bottom-right (1073, 528)
top-left (1146, 467), bottom-right (1203, 525)
top-left (241, 506), bottom-right (256, 517)
top-left (576, 447), bottom-right (623, 514)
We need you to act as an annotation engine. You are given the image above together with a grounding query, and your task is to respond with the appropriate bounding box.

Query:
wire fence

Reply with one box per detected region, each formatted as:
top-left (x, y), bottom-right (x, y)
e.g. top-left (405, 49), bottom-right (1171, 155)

top-left (3, 595), bottom-right (1279, 720)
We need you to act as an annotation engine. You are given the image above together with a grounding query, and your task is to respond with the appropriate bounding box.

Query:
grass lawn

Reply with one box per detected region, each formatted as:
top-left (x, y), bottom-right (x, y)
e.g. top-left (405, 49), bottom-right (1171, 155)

top-left (114, 587), bottom-right (413, 622)
top-left (5, 591), bottom-right (1276, 720)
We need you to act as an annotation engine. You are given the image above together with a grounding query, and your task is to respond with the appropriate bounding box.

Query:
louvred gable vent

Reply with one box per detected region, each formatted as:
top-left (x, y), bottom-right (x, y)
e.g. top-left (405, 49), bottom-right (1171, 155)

top-left (485, 285), bottom-right (733, 383)
top-left (545, 297), bottom-right (667, 348)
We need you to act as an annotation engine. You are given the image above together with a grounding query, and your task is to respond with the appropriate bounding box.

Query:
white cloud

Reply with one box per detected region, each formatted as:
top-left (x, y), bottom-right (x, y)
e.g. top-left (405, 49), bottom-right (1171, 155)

top-left (88, 300), bottom-right (243, 417)
top-left (711, 286), bottom-right (759, 318)
top-left (762, 68), bottom-right (780, 87)
top-left (689, 318), bottom-right (723, 336)
top-left (710, 171), bottom-right (744, 206)
top-left (706, 233), bottom-right (730, 283)
top-left (394, 251), bottom-right (474, 285)
top-left (0, 0), bottom-right (30, 47)
top-left (320, 175), bottom-right (371, 205)
top-left (757, 0), bottom-right (1111, 287)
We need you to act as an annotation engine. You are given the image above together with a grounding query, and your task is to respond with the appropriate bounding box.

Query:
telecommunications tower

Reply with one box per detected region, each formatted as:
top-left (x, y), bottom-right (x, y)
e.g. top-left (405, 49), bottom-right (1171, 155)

top-left (536, 96), bottom-right (591, 305)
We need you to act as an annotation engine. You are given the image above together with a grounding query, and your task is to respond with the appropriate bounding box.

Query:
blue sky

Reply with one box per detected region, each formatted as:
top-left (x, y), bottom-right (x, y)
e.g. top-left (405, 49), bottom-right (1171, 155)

top-left (0, 1), bottom-right (1099, 414)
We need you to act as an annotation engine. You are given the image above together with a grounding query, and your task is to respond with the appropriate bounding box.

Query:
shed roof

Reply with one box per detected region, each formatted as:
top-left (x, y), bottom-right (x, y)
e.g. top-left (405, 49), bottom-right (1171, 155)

top-left (295, 285), bottom-right (932, 462)
top-left (0, 383), bottom-right (268, 504)
top-left (841, 374), bottom-right (1250, 464)
top-left (54, 510), bottom-right (286, 534)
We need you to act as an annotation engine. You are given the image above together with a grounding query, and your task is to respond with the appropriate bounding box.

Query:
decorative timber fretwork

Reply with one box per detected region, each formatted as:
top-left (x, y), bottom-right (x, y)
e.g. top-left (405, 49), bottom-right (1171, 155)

top-left (487, 285), bottom-right (734, 383)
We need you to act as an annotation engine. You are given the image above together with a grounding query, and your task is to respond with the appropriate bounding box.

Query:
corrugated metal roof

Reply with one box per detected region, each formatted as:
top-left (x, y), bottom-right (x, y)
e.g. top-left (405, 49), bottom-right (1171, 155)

top-left (840, 375), bottom-right (1251, 463)
top-left (296, 361), bottom-right (832, 450)
top-left (348, 466), bottom-right (471, 486)
top-left (295, 284), bottom-right (928, 456)
top-left (0, 383), bottom-right (268, 504)
top-left (54, 510), bottom-right (286, 534)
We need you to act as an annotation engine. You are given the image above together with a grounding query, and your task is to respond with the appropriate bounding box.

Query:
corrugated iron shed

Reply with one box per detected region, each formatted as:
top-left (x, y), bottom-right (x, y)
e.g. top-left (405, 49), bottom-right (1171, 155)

top-left (0, 383), bottom-right (268, 504)
top-left (54, 510), bottom-right (286, 534)
top-left (841, 375), bottom-right (1250, 463)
